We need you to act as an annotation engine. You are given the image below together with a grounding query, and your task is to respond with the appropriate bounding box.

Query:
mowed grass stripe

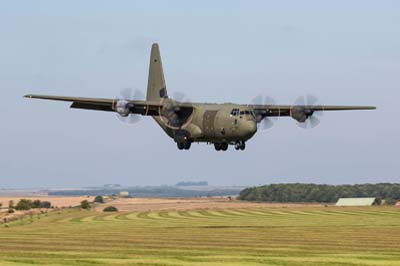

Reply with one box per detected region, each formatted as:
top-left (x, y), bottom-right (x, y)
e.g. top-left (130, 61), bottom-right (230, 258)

top-left (230, 208), bottom-right (279, 217)
top-left (215, 209), bottom-right (255, 217)
top-left (176, 210), bottom-right (204, 219)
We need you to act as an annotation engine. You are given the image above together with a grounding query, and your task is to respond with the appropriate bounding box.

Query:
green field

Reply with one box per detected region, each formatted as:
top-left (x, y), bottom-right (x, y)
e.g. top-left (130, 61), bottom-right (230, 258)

top-left (1, 207), bottom-right (400, 266)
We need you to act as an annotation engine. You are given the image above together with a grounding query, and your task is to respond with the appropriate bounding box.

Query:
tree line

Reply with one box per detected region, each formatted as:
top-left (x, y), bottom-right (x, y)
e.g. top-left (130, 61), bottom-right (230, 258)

top-left (11, 199), bottom-right (52, 211)
top-left (238, 183), bottom-right (400, 204)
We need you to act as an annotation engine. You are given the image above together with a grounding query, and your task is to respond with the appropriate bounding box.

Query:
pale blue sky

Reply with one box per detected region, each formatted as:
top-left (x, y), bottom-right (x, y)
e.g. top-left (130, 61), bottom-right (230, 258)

top-left (1, 1), bottom-right (399, 188)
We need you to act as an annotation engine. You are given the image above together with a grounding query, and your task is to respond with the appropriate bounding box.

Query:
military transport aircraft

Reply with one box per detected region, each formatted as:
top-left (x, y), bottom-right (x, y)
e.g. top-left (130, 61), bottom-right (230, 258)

top-left (25, 43), bottom-right (375, 151)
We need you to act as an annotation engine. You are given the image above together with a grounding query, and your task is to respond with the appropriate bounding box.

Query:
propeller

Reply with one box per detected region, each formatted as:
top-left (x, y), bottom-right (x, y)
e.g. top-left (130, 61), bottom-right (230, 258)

top-left (171, 91), bottom-right (190, 102)
top-left (252, 95), bottom-right (277, 131)
top-left (292, 94), bottom-right (323, 129)
top-left (115, 88), bottom-right (145, 124)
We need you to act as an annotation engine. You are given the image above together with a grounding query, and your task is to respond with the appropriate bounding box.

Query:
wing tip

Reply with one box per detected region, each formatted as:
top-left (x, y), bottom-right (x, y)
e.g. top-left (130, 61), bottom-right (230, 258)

top-left (24, 94), bottom-right (33, 99)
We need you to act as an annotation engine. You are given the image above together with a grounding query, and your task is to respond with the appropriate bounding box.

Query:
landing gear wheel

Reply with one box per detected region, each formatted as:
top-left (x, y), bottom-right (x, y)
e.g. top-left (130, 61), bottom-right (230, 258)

top-left (240, 141), bottom-right (246, 150)
top-left (184, 141), bottom-right (191, 150)
top-left (214, 143), bottom-right (221, 151)
top-left (235, 142), bottom-right (241, 150)
top-left (235, 141), bottom-right (246, 151)
top-left (221, 142), bottom-right (228, 151)
top-left (177, 142), bottom-right (185, 150)
top-left (214, 143), bottom-right (228, 151)
top-left (177, 140), bottom-right (191, 150)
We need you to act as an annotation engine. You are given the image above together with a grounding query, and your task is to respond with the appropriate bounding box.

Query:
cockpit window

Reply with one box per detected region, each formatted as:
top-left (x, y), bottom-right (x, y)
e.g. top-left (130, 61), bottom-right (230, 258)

top-left (230, 108), bottom-right (239, 116)
top-left (231, 109), bottom-right (255, 117)
top-left (239, 110), bottom-right (251, 115)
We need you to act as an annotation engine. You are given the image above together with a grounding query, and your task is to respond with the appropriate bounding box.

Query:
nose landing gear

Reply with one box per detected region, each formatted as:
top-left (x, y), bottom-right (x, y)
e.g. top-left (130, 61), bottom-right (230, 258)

top-left (234, 141), bottom-right (245, 151)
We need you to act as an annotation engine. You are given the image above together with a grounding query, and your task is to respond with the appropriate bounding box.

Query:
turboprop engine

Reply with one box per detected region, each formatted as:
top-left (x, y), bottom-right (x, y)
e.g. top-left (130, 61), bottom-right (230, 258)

top-left (115, 100), bottom-right (132, 117)
top-left (159, 99), bottom-right (194, 129)
top-left (291, 108), bottom-right (314, 123)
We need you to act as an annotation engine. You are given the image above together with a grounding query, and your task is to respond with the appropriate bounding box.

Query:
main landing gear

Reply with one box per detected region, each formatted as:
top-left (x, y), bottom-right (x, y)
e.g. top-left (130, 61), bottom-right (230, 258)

top-left (177, 140), bottom-right (191, 150)
top-left (214, 142), bottom-right (228, 151)
top-left (213, 141), bottom-right (246, 151)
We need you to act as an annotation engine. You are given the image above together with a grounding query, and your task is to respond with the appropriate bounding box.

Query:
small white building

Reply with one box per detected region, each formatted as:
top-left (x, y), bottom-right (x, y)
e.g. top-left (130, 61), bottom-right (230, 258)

top-left (119, 191), bottom-right (129, 197)
top-left (336, 197), bottom-right (378, 206)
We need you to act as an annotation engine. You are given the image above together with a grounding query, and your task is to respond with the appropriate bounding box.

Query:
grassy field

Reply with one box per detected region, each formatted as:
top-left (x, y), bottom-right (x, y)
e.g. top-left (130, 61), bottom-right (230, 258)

top-left (1, 206), bottom-right (400, 266)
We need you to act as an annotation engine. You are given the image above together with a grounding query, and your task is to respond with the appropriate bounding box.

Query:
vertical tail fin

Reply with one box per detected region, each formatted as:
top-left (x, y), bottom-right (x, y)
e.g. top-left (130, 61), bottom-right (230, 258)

top-left (146, 43), bottom-right (167, 101)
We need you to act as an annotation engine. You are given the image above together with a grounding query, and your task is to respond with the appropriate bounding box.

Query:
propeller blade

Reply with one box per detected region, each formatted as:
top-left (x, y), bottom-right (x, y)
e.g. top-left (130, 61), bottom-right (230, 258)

top-left (314, 110), bottom-right (323, 117)
top-left (128, 114), bottom-right (141, 124)
top-left (173, 92), bottom-right (186, 102)
top-left (252, 94), bottom-right (277, 132)
top-left (133, 90), bottom-right (145, 100)
top-left (309, 116), bottom-right (320, 128)
top-left (120, 88), bottom-right (132, 100)
top-left (306, 94), bottom-right (318, 106)
top-left (264, 96), bottom-right (276, 105)
top-left (252, 95), bottom-right (263, 105)
top-left (297, 121), bottom-right (308, 129)
top-left (262, 118), bottom-right (274, 130)
top-left (294, 95), bottom-right (305, 106)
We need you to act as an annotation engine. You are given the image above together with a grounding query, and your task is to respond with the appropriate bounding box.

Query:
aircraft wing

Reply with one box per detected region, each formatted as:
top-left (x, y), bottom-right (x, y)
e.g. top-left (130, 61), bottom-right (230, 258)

top-left (250, 104), bottom-right (376, 122)
top-left (24, 94), bottom-right (163, 116)
top-left (251, 104), bottom-right (376, 114)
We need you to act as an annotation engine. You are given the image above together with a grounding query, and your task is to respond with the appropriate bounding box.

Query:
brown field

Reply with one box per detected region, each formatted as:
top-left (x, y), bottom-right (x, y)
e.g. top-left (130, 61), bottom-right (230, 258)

top-left (0, 196), bottom-right (94, 221)
top-left (0, 196), bottom-right (94, 209)
top-left (95, 197), bottom-right (324, 212)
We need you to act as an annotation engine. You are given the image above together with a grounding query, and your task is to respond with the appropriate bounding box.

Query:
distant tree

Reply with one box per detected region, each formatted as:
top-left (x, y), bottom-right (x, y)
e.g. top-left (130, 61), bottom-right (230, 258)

top-left (8, 200), bottom-right (14, 209)
top-left (32, 200), bottom-right (41, 208)
top-left (15, 199), bottom-right (33, 210)
top-left (80, 200), bottom-right (90, 209)
top-left (39, 201), bottom-right (52, 208)
top-left (0, 203), bottom-right (2, 208)
top-left (384, 198), bottom-right (396, 205)
top-left (375, 198), bottom-right (382, 205)
top-left (103, 206), bottom-right (118, 212)
top-left (94, 195), bottom-right (104, 203)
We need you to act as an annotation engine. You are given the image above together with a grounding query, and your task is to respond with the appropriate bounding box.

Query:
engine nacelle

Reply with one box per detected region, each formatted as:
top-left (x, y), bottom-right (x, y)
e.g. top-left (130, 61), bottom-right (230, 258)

top-left (115, 100), bottom-right (131, 117)
top-left (291, 108), bottom-right (313, 123)
top-left (159, 100), bottom-right (194, 129)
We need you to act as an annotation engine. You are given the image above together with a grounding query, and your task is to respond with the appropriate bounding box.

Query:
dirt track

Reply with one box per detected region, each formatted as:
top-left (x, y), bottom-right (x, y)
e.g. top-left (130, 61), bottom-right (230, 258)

top-left (95, 197), bottom-right (324, 212)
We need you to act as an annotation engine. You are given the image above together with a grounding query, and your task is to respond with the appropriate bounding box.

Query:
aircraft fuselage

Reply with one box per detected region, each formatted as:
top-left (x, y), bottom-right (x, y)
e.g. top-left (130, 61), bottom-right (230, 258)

top-left (154, 102), bottom-right (257, 150)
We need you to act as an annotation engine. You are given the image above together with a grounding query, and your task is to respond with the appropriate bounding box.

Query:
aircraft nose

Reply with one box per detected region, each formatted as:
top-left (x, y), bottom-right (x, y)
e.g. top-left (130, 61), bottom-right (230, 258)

top-left (244, 121), bottom-right (257, 136)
